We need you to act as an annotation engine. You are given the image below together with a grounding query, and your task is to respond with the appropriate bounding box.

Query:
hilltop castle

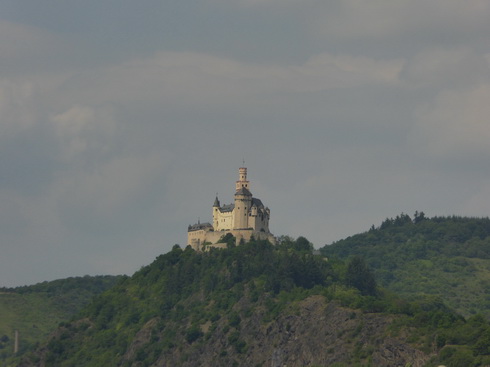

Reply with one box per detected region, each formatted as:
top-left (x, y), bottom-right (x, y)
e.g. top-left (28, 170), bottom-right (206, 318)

top-left (188, 167), bottom-right (275, 250)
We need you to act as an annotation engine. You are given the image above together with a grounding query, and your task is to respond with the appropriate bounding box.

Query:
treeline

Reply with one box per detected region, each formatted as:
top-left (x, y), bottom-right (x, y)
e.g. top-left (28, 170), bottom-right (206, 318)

top-left (1, 275), bottom-right (121, 296)
top-left (321, 214), bottom-right (490, 273)
top-left (321, 214), bottom-right (490, 318)
top-left (85, 237), bottom-right (336, 331)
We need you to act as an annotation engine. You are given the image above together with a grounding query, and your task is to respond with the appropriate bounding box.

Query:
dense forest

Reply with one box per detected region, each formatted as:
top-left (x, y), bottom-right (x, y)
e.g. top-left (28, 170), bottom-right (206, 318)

top-left (320, 213), bottom-right (490, 318)
top-left (15, 232), bottom-right (490, 367)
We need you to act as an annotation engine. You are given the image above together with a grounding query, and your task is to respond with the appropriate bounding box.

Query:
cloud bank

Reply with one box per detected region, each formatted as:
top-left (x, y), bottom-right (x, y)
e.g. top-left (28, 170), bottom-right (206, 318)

top-left (1, 1), bottom-right (490, 286)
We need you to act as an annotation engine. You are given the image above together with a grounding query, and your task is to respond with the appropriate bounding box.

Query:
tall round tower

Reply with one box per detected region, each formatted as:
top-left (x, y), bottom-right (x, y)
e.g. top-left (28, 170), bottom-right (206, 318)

top-left (236, 167), bottom-right (250, 191)
top-left (234, 167), bottom-right (252, 229)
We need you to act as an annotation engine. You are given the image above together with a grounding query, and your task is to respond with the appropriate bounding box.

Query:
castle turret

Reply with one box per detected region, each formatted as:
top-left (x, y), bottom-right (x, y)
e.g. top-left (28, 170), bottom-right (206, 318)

top-left (213, 195), bottom-right (220, 228)
top-left (236, 167), bottom-right (250, 191)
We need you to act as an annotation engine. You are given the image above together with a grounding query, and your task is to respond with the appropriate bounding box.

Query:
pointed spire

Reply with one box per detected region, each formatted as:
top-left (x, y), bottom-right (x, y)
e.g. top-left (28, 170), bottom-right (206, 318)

top-left (213, 195), bottom-right (220, 207)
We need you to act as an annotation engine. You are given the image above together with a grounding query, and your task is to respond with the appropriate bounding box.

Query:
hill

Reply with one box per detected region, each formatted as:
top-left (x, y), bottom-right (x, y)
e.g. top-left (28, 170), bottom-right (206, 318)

top-left (0, 275), bottom-right (121, 365)
top-left (320, 213), bottom-right (490, 318)
top-left (17, 237), bottom-right (490, 367)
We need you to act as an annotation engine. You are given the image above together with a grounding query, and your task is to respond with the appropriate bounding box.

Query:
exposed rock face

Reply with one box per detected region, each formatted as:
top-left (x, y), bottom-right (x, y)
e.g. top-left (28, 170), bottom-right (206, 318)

top-left (123, 318), bottom-right (159, 362)
top-left (19, 296), bottom-right (432, 367)
top-left (372, 338), bottom-right (429, 367)
top-left (151, 296), bottom-right (431, 367)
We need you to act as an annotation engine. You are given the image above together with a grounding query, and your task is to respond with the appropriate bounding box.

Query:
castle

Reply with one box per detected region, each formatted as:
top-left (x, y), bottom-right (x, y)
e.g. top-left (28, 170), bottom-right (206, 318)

top-left (187, 167), bottom-right (275, 250)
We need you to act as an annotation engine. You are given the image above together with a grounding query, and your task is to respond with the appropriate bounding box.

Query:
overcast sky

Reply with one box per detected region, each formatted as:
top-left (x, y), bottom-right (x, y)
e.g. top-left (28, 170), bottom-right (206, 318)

top-left (1, 1), bottom-right (490, 287)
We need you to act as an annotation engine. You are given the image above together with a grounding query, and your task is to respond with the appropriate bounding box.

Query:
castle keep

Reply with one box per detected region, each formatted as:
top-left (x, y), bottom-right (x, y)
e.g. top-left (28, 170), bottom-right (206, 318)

top-left (187, 167), bottom-right (275, 250)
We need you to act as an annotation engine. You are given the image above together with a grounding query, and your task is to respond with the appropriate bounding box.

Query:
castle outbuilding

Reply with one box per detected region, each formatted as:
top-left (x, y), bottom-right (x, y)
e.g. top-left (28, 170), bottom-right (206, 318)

top-left (187, 167), bottom-right (275, 250)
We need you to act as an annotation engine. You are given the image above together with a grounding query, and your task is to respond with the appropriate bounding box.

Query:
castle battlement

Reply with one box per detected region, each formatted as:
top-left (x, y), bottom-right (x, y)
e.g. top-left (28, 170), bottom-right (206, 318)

top-left (187, 167), bottom-right (275, 250)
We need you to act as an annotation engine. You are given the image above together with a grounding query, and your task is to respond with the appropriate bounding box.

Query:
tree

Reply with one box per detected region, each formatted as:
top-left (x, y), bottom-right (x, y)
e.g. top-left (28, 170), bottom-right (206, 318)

top-left (414, 211), bottom-right (426, 224)
top-left (294, 236), bottom-right (314, 252)
top-left (218, 233), bottom-right (236, 248)
top-left (345, 256), bottom-right (377, 296)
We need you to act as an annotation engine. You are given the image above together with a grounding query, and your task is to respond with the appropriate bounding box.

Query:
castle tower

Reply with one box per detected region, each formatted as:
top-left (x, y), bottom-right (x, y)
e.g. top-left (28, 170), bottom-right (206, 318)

top-left (236, 167), bottom-right (250, 191)
top-left (233, 167), bottom-right (252, 230)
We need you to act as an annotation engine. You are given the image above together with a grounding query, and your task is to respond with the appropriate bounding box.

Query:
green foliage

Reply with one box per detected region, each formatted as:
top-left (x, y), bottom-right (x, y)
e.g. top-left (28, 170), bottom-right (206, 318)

top-left (228, 312), bottom-right (241, 328)
top-left (228, 330), bottom-right (247, 354)
top-left (18, 225), bottom-right (490, 366)
top-left (277, 235), bottom-right (314, 253)
top-left (185, 325), bottom-right (203, 344)
top-left (23, 237), bottom-right (339, 366)
top-left (0, 275), bottom-right (121, 364)
top-left (218, 233), bottom-right (236, 248)
top-left (321, 214), bottom-right (490, 317)
top-left (345, 256), bottom-right (377, 296)
top-left (318, 214), bottom-right (490, 366)
top-left (439, 346), bottom-right (474, 366)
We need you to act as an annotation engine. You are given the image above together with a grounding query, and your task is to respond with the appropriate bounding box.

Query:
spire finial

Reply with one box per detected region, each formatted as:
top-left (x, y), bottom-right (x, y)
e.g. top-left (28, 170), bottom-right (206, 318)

top-left (242, 158), bottom-right (245, 166)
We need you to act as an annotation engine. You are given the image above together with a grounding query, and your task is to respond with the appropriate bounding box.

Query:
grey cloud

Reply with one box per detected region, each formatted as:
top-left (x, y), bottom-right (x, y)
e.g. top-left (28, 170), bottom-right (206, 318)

top-left (399, 48), bottom-right (490, 89)
top-left (409, 84), bottom-right (490, 159)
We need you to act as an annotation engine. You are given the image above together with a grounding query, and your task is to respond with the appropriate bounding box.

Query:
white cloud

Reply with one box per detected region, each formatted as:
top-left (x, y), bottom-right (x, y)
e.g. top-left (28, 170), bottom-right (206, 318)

top-left (52, 105), bottom-right (97, 137)
top-left (300, 53), bottom-right (403, 89)
top-left (51, 105), bottom-right (116, 159)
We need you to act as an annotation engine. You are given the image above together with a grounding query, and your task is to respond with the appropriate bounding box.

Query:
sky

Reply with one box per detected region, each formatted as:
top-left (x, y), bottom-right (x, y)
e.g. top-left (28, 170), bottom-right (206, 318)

top-left (1, 0), bottom-right (490, 287)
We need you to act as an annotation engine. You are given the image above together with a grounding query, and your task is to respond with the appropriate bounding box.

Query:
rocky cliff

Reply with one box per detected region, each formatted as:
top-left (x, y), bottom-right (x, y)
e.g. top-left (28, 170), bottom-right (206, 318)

top-left (127, 296), bottom-right (430, 367)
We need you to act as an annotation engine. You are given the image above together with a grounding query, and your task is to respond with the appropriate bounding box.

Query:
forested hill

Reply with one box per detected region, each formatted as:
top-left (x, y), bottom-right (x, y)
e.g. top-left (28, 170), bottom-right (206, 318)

top-left (320, 213), bottom-right (490, 318)
top-left (18, 237), bottom-right (490, 367)
top-left (0, 275), bottom-right (121, 364)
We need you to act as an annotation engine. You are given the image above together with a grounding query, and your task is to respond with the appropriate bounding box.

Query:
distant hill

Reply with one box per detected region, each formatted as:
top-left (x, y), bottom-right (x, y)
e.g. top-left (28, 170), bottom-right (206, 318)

top-left (17, 237), bottom-right (490, 367)
top-left (0, 275), bottom-right (121, 365)
top-left (320, 213), bottom-right (490, 318)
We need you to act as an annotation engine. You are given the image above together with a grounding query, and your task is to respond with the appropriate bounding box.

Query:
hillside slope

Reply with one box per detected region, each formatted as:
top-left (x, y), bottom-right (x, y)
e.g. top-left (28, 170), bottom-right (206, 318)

top-left (320, 214), bottom-right (490, 318)
top-left (0, 275), bottom-right (121, 364)
top-left (18, 238), bottom-right (490, 367)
